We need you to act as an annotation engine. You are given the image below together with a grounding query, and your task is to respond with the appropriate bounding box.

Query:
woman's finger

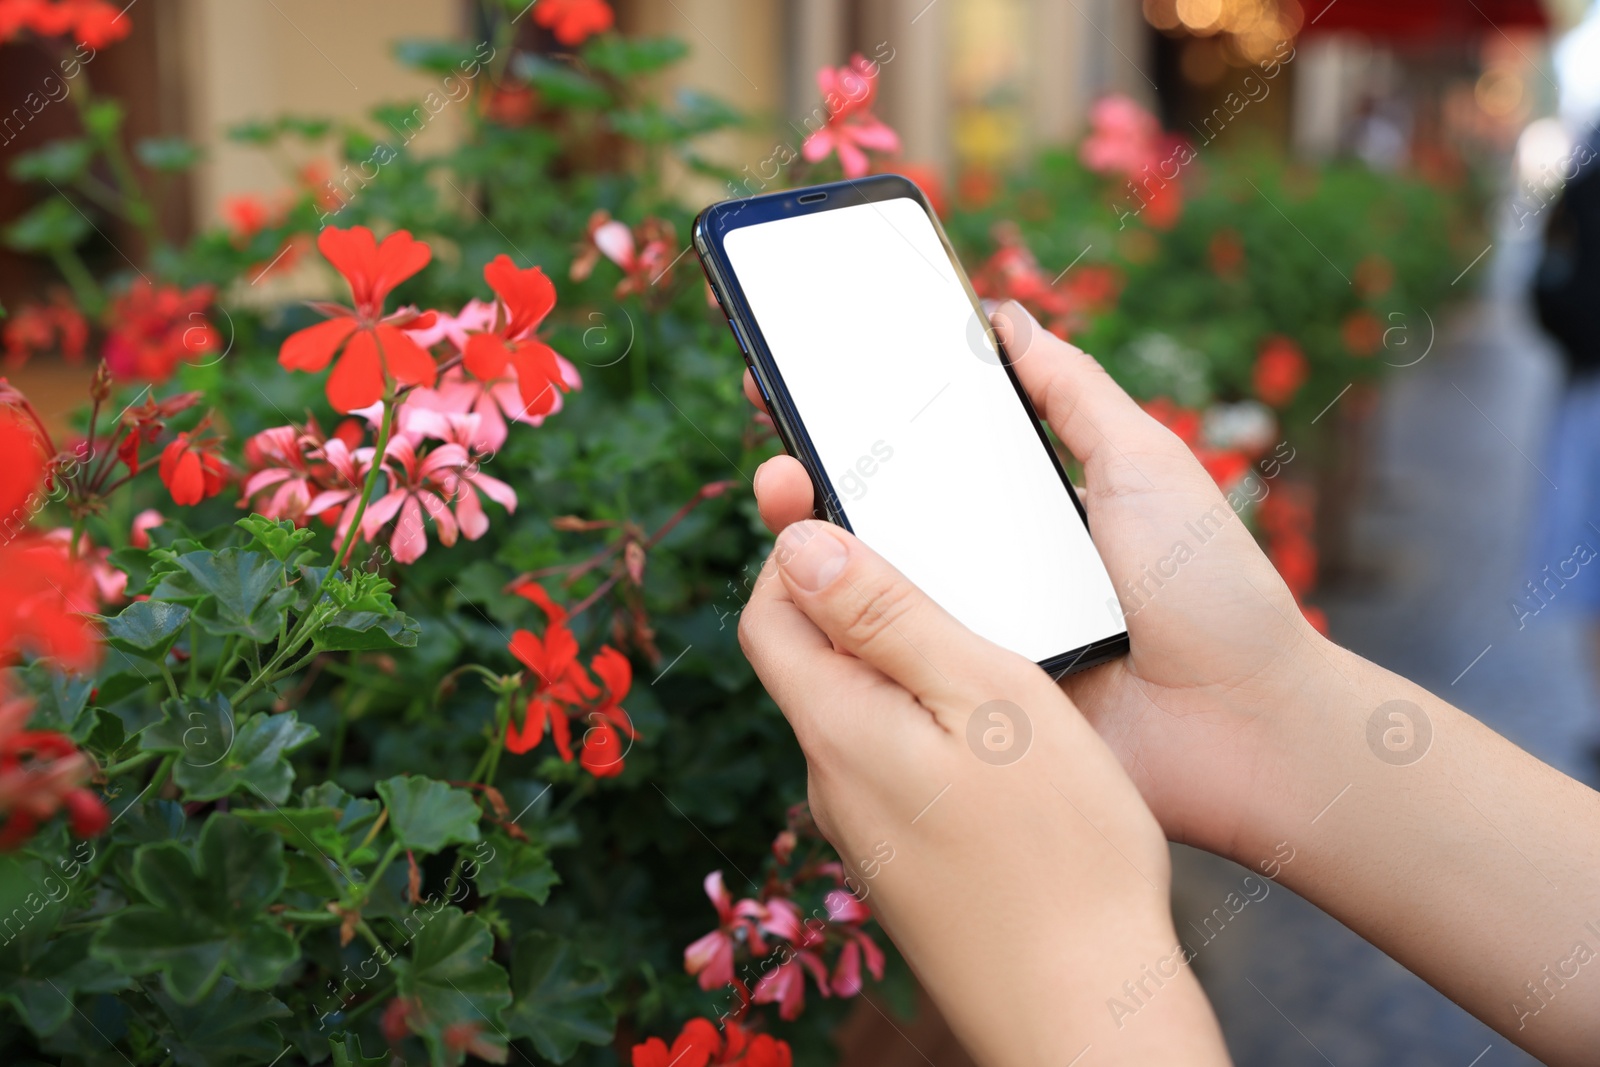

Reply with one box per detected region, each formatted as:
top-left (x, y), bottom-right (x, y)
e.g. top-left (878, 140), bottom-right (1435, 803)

top-left (770, 519), bottom-right (1031, 721)
top-left (742, 368), bottom-right (768, 414)
top-left (737, 548), bottom-right (914, 754)
top-left (994, 300), bottom-right (1179, 469)
top-left (753, 455), bottom-right (815, 534)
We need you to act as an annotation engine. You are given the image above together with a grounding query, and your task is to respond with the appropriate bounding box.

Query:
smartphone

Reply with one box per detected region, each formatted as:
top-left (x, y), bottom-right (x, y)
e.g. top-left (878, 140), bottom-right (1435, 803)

top-left (694, 174), bottom-right (1127, 676)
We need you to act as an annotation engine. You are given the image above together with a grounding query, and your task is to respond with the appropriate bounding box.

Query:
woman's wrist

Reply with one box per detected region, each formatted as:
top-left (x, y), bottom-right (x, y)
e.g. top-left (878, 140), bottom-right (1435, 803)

top-left (1191, 629), bottom-right (1380, 868)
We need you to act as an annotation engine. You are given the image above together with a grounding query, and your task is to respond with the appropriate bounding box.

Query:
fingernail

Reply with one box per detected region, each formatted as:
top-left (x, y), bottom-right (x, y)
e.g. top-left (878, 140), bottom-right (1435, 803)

top-left (778, 523), bottom-right (848, 591)
top-left (753, 461), bottom-right (766, 496)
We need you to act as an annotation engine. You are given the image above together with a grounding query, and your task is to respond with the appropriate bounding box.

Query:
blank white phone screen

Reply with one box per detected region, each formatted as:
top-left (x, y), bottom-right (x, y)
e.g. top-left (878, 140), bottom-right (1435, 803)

top-left (723, 196), bottom-right (1124, 663)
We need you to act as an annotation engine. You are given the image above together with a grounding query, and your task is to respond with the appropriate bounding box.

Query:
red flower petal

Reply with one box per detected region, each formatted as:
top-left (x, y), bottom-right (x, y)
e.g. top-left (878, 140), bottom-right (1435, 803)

top-left (0, 412), bottom-right (45, 518)
top-left (159, 439), bottom-right (203, 506)
top-left (579, 717), bottom-right (625, 777)
top-left (506, 339), bottom-right (566, 417)
top-left (279, 316), bottom-right (358, 372)
top-left (326, 329), bottom-right (386, 413)
top-left (317, 227), bottom-right (432, 316)
top-left (463, 332), bottom-right (513, 382)
top-left (506, 693), bottom-right (550, 755)
top-left (590, 646), bottom-right (631, 701)
top-left (484, 255), bottom-right (556, 338)
top-left (373, 324), bottom-right (437, 390)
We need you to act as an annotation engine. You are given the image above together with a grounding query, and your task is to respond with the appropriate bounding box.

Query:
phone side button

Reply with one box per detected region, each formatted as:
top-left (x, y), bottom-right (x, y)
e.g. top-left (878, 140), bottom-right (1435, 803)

top-left (729, 319), bottom-right (751, 357)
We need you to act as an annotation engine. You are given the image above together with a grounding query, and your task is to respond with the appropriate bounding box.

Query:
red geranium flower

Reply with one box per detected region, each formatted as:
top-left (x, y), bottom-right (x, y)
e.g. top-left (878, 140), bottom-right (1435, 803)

top-left (533, 0), bottom-right (613, 46)
top-left (0, 539), bottom-right (100, 671)
top-left (1341, 310), bottom-right (1384, 357)
top-left (0, 408), bottom-right (47, 519)
top-left (3, 292), bottom-right (87, 368)
top-left (0, 695), bottom-right (107, 849)
top-left (0, 0), bottom-right (129, 48)
top-left (1253, 335), bottom-right (1308, 408)
top-left (159, 431), bottom-right (229, 506)
top-left (504, 582), bottom-right (637, 777)
top-left (101, 280), bottom-right (219, 382)
top-left (462, 255), bottom-right (570, 420)
top-left (631, 1017), bottom-right (793, 1067)
top-left (278, 226), bottom-right (438, 413)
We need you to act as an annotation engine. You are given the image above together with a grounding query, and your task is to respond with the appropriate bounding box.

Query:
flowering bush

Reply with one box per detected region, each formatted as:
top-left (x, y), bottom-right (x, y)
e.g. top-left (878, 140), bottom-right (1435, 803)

top-left (0, 3), bottom-right (1471, 1065)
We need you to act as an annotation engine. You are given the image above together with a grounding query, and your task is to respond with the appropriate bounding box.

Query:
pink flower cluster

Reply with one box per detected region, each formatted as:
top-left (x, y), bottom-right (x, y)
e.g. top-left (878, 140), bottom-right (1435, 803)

top-left (1079, 93), bottom-right (1187, 229)
top-left (685, 829), bottom-right (884, 1022)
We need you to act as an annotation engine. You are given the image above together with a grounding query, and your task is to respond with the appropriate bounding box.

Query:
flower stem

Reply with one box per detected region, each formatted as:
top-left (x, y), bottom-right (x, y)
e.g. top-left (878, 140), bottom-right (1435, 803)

top-left (100, 749), bottom-right (158, 779)
top-left (158, 660), bottom-right (181, 701)
top-left (230, 401), bottom-right (398, 710)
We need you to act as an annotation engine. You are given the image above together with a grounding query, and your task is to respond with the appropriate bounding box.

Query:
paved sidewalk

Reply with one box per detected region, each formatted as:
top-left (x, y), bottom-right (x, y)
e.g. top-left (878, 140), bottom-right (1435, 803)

top-left (1170, 214), bottom-right (1598, 1067)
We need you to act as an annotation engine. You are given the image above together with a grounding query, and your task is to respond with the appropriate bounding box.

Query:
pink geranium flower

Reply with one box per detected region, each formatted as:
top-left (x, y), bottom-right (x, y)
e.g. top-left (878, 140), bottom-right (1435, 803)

top-left (302, 437), bottom-right (375, 548)
top-left (1080, 94), bottom-right (1165, 177)
top-left (240, 425), bottom-right (320, 524)
top-left (683, 872), bottom-right (806, 991)
top-left (400, 407), bottom-right (518, 540)
top-left (571, 212), bottom-right (680, 297)
top-left (823, 889), bottom-right (885, 996)
top-left (129, 508), bottom-right (164, 549)
top-left (360, 436), bottom-right (466, 564)
top-left (752, 947), bottom-right (831, 1022)
top-left (802, 55), bottom-right (900, 179)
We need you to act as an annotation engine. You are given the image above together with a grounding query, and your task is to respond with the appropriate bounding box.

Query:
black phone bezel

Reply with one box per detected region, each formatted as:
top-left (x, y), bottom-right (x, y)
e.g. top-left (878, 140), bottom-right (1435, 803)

top-left (693, 173), bottom-right (1129, 678)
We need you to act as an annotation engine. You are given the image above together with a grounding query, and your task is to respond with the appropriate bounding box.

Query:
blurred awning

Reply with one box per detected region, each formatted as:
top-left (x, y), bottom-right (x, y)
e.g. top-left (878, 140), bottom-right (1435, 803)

top-left (1299, 0), bottom-right (1549, 38)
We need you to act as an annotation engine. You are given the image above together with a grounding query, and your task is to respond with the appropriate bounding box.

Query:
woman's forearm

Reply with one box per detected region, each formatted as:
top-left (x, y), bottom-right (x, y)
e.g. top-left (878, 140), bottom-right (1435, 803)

top-left (1226, 639), bottom-right (1600, 1065)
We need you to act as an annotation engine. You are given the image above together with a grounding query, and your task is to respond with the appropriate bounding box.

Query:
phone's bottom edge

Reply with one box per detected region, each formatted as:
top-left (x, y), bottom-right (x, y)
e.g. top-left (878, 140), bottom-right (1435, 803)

top-left (1038, 632), bottom-right (1130, 678)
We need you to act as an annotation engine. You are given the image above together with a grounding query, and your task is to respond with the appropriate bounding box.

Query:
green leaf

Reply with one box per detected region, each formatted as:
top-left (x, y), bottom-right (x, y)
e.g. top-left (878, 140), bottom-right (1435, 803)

top-left (330, 1034), bottom-right (390, 1067)
top-left (82, 99), bottom-right (123, 140)
top-left (233, 518), bottom-right (315, 566)
top-left (135, 136), bottom-right (201, 171)
top-left (99, 600), bottom-right (190, 659)
top-left (236, 515), bottom-right (315, 564)
top-left (91, 814), bottom-right (296, 1004)
top-left (83, 708), bottom-right (134, 766)
top-left (175, 549), bottom-right (296, 642)
top-left (474, 834), bottom-right (559, 903)
top-left (511, 54), bottom-right (611, 108)
top-left (141, 694), bottom-right (234, 765)
top-left (376, 776), bottom-right (481, 855)
top-left (503, 932), bottom-right (615, 1062)
top-left (106, 545), bottom-right (156, 598)
top-left (3, 197), bottom-right (91, 254)
top-left (580, 35), bottom-right (688, 77)
top-left (169, 704), bottom-right (317, 804)
top-left (393, 38), bottom-right (484, 75)
top-left (13, 663), bottom-right (94, 740)
top-left (230, 805), bottom-right (339, 842)
top-left (394, 907), bottom-right (510, 1067)
top-left (314, 609), bottom-right (420, 651)
top-left (299, 782), bottom-right (382, 867)
top-left (147, 978), bottom-right (291, 1067)
top-left (8, 139), bottom-right (94, 183)
top-left (0, 854), bottom-right (128, 1037)
top-left (327, 570), bottom-right (397, 614)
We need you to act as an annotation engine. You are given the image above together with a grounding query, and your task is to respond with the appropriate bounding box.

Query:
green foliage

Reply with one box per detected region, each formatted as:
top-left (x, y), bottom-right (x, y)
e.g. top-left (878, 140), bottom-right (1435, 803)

top-left (91, 815), bottom-right (297, 1003)
top-left (375, 777), bottom-right (481, 855)
top-left (503, 932), bottom-right (616, 1062)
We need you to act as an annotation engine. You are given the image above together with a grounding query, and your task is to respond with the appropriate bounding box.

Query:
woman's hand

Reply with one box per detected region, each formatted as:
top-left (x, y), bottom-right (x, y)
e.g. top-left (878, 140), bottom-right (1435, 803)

top-left (738, 517), bottom-right (1231, 1065)
top-left (746, 300), bottom-right (1326, 863)
top-left (741, 303), bottom-right (1600, 1065)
